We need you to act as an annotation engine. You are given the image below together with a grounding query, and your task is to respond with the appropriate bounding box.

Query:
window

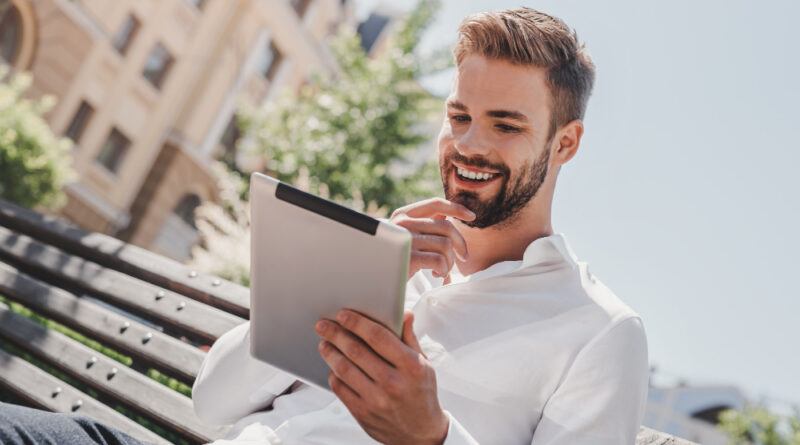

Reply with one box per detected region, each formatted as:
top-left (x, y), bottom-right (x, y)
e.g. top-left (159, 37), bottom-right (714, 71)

top-left (290, 0), bottom-right (311, 18)
top-left (64, 101), bottom-right (94, 146)
top-left (173, 194), bottom-right (202, 229)
top-left (257, 42), bottom-right (283, 82)
top-left (142, 43), bottom-right (173, 89)
top-left (185, 0), bottom-right (206, 9)
top-left (96, 128), bottom-right (131, 174)
top-left (112, 14), bottom-right (139, 55)
top-left (153, 194), bottom-right (202, 261)
top-left (219, 115), bottom-right (241, 167)
top-left (0, 5), bottom-right (21, 64)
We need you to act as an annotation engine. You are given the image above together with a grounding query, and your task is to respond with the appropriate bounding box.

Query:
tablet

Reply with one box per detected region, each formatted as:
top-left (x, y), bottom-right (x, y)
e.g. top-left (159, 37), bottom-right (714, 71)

top-left (249, 173), bottom-right (411, 391)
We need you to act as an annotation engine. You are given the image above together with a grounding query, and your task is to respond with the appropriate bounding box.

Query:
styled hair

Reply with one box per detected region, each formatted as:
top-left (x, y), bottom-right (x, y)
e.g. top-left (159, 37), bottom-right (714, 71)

top-left (454, 8), bottom-right (596, 138)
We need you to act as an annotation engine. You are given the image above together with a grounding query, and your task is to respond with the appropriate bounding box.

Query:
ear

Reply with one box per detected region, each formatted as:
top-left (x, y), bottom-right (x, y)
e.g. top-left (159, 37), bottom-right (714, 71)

top-left (551, 119), bottom-right (584, 167)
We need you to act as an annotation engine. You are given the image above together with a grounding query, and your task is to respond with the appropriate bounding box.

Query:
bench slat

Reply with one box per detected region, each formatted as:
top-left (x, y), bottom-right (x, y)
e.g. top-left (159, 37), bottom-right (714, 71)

top-left (0, 305), bottom-right (229, 443)
top-left (0, 261), bottom-right (206, 383)
top-left (0, 347), bottom-right (171, 445)
top-left (0, 197), bottom-right (249, 317)
top-left (0, 225), bottom-right (244, 343)
top-left (636, 426), bottom-right (698, 444)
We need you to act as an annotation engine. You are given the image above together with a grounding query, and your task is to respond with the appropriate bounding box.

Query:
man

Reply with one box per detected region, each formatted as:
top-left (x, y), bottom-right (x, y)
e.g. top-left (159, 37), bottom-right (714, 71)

top-left (0, 7), bottom-right (648, 445)
top-left (191, 7), bottom-right (648, 445)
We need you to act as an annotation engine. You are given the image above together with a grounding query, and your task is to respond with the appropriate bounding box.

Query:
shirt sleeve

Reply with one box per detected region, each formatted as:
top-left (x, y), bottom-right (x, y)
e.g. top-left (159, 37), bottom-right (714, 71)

top-left (529, 316), bottom-right (649, 445)
top-left (192, 321), bottom-right (297, 425)
top-left (442, 316), bottom-right (649, 445)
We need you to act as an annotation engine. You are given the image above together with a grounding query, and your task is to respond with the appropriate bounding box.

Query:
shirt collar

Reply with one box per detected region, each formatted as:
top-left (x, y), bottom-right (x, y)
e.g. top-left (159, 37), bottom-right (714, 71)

top-left (521, 233), bottom-right (579, 269)
top-left (444, 233), bottom-right (578, 285)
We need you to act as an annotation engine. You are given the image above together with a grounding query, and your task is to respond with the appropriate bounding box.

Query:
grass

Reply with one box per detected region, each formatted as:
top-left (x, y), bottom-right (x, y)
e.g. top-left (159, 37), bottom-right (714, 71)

top-left (0, 294), bottom-right (197, 444)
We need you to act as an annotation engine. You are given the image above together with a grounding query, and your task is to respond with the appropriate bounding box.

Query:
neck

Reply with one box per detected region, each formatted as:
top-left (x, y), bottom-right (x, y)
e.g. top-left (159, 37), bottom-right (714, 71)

top-left (452, 196), bottom-right (554, 276)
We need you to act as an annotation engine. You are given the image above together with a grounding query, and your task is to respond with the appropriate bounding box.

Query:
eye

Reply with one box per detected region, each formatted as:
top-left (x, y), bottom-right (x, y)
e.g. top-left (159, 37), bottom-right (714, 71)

top-left (495, 123), bottom-right (520, 133)
top-left (450, 114), bottom-right (471, 123)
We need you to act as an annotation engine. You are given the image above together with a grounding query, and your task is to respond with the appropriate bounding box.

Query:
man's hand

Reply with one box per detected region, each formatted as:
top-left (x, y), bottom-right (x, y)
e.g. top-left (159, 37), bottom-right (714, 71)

top-left (390, 198), bottom-right (475, 279)
top-left (315, 310), bottom-right (449, 445)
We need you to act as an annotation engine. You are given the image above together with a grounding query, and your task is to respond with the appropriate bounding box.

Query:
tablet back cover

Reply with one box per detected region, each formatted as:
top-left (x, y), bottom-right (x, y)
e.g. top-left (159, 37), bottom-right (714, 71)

top-left (249, 173), bottom-right (410, 390)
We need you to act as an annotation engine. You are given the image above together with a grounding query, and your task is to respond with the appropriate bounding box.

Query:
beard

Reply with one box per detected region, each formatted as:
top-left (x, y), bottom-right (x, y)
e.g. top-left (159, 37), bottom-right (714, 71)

top-left (440, 146), bottom-right (550, 229)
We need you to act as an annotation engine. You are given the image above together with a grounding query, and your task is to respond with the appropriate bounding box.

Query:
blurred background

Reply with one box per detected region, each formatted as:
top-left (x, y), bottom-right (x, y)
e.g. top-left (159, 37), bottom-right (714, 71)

top-left (0, 0), bottom-right (797, 443)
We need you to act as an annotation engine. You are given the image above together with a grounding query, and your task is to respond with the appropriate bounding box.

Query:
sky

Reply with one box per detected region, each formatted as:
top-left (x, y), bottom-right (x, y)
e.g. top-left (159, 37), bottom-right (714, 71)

top-left (356, 0), bottom-right (800, 408)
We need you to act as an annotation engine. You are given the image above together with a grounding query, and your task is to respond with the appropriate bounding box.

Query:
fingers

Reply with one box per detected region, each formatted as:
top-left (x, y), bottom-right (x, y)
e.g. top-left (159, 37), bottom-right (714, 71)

top-left (335, 310), bottom-right (416, 369)
top-left (315, 319), bottom-right (392, 382)
top-left (394, 218), bottom-right (469, 262)
top-left (329, 371), bottom-right (361, 407)
top-left (317, 339), bottom-right (375, 396)
top-left (412, 235), bottom-right (455, 275)
top-left (401, 312), bottom-right (425, 357)
top-left (410, 251), bottom-right (448, 278)
top-left (396, 198), bottom-right (476, 222)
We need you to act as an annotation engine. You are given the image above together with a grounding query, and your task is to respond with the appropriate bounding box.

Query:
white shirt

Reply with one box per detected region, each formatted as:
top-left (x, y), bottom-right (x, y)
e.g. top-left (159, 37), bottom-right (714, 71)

top-left (193, 233), bottom-right (649, 444)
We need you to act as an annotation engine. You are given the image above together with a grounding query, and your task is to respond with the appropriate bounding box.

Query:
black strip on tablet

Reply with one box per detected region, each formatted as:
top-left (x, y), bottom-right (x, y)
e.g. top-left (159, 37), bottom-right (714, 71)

top-left (275, 182), bottom-right (379, 235)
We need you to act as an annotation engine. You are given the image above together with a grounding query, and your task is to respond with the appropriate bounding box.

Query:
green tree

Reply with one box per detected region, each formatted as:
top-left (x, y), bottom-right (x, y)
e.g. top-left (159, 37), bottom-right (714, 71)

top-left (719, 406), bottom-right (800, 445)
top-left (0, 68), bottom-right (74, 208)
top-left (238, 0), bottom-right (447, 214)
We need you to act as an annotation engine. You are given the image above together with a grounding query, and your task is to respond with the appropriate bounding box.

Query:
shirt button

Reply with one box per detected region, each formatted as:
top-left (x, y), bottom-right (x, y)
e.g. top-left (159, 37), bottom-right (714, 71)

top-left (428, 296), bottom-right (439, 306)
top-left (331, 406), bottom-right (343, 415)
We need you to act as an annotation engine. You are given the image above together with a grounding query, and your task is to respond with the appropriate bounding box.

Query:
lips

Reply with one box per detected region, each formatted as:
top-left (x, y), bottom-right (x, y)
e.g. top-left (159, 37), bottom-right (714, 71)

top-left (456, 166), bottom-right (497, 181)
top-left (451, 165), bottom-right (502, 190)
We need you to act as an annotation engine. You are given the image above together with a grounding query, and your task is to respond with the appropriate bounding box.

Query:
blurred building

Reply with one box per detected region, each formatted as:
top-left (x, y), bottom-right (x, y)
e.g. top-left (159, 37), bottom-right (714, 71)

top-left (645, 383), bottom-right (747, 444)
top-left (0, 0), bottom-right (353, 260)
top-left (356, 5), bottom-right (401, 56)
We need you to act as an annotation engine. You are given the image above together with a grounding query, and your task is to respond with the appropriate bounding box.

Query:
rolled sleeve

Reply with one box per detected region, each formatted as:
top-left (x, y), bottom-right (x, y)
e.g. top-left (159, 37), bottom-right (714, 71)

top-left (442, 411), bottom-right (481, 445)
top-left (193, 322), bottom-right (297, 425)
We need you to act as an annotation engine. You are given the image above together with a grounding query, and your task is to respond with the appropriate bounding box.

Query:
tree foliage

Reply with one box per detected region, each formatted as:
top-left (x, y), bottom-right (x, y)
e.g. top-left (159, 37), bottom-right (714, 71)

top-left (719, 406), bottom-right (800, 445)
top-left (192, 1), bottom-right (449, 282)
top-left (0, 68), bottom-right (73, 208)
top-left (238, 0), bottom-right (446, 214)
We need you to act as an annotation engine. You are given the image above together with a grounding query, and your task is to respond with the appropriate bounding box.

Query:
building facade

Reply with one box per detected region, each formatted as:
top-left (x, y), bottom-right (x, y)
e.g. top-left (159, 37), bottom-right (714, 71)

top-left (645, 384), bottom-right (747, 444)
top-left (1, 0), bottom-right (352, 260)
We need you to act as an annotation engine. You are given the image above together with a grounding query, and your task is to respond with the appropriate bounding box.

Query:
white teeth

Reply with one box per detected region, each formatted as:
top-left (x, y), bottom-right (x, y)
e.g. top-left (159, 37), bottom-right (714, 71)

top-left (457, 167), bottom-right (495, 181)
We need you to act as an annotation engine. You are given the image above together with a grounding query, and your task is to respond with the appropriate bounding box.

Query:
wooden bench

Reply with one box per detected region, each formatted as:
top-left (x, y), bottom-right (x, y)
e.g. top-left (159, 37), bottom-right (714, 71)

top-left (0, 197), bottom-right (695, 444)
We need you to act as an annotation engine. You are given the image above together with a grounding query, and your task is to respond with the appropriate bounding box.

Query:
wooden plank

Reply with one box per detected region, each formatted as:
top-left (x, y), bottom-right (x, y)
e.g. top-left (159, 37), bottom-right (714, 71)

top-left (0, 261), bottom-right (206, 383)
top-left (0, 197), bottom-right (249, 317)
top-left (0, 348), bottom-right (171, 445)
top-left (0, 225), bottom-right (245, 344)
top-left (0, 305), bottom-right (229, 443)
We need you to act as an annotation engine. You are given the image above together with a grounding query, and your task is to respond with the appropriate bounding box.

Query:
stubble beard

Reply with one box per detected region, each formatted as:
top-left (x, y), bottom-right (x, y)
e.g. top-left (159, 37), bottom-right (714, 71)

top-left (440, 147), bottom-right (551, 229)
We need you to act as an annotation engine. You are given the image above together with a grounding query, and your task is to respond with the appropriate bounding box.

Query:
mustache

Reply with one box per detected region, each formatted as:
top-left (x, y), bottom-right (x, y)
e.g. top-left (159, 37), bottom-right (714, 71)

top-left (444, 152), bottom-right (510, 176)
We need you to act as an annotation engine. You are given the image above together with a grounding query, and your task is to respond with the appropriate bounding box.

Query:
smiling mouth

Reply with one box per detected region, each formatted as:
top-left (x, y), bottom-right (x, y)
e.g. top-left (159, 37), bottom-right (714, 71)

top-left (455, 166), bottom-right (499, 183)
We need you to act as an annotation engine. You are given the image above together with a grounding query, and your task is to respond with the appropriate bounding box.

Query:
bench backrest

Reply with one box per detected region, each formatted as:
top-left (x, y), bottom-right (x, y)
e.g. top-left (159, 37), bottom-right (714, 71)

top-left (0, 197), bottom-right (696, 445)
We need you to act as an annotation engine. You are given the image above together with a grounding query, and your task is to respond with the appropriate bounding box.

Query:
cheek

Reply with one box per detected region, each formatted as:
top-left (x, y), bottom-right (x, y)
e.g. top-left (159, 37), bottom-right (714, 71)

top-left (437, 124), bottom-right (455, 156)
top-left (438, 121), bottom-right (455, 141)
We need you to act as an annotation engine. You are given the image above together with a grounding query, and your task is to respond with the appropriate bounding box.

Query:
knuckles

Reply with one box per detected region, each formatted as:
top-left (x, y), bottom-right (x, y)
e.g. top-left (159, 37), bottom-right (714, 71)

top-left (382, 373), bottom-right (404, 397)
top-left (404, 354), bottom-right (428, 380)
top-left (343, 341), bottom-right (363, 361)
top-left (332, 355), bottom-right (351, 376)
top-left (372, 394), bottom-right (391, 412)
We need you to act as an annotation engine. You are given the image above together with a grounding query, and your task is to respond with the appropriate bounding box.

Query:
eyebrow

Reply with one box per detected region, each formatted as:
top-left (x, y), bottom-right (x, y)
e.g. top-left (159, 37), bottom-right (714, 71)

top-left (446, 100), bottom-right (529, 123)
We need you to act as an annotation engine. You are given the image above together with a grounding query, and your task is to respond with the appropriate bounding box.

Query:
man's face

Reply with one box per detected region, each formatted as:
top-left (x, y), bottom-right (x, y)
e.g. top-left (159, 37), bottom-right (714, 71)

top-left (438, 55), bottom-right (554, 229)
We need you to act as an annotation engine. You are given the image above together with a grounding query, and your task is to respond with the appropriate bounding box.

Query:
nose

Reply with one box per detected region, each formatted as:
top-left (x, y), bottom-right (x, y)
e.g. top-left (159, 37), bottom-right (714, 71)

top-left (454, 124), bottom-right (491, 158)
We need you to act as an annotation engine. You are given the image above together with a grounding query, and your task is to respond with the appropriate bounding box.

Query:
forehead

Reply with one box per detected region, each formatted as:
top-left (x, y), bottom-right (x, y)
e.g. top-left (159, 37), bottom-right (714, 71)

top-left (449, 55), bottom-right (550, 119)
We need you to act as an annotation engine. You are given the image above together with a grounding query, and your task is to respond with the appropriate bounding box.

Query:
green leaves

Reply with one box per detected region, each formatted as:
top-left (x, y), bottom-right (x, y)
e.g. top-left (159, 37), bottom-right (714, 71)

top-left (239, 0), bottom-right (447, 215)
top-left (719, 406), bottom-right (800, 445)
top-left (0, 67), bottom-right (74, 209)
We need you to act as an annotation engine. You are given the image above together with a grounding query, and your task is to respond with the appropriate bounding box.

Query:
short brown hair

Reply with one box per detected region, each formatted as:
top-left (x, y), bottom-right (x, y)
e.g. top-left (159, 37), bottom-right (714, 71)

top-left (454, 8), bottom-right (595, 139)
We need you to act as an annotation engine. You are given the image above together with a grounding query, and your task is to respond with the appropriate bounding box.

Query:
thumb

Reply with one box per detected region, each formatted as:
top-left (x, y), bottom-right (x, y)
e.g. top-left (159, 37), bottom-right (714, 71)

top-left (402, 312), bottom-right (426, 357)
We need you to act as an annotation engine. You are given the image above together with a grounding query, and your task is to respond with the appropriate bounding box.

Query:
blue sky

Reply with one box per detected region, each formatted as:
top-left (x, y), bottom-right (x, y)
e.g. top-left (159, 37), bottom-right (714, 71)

top-left (357, 0), bottom-right (800, 407)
